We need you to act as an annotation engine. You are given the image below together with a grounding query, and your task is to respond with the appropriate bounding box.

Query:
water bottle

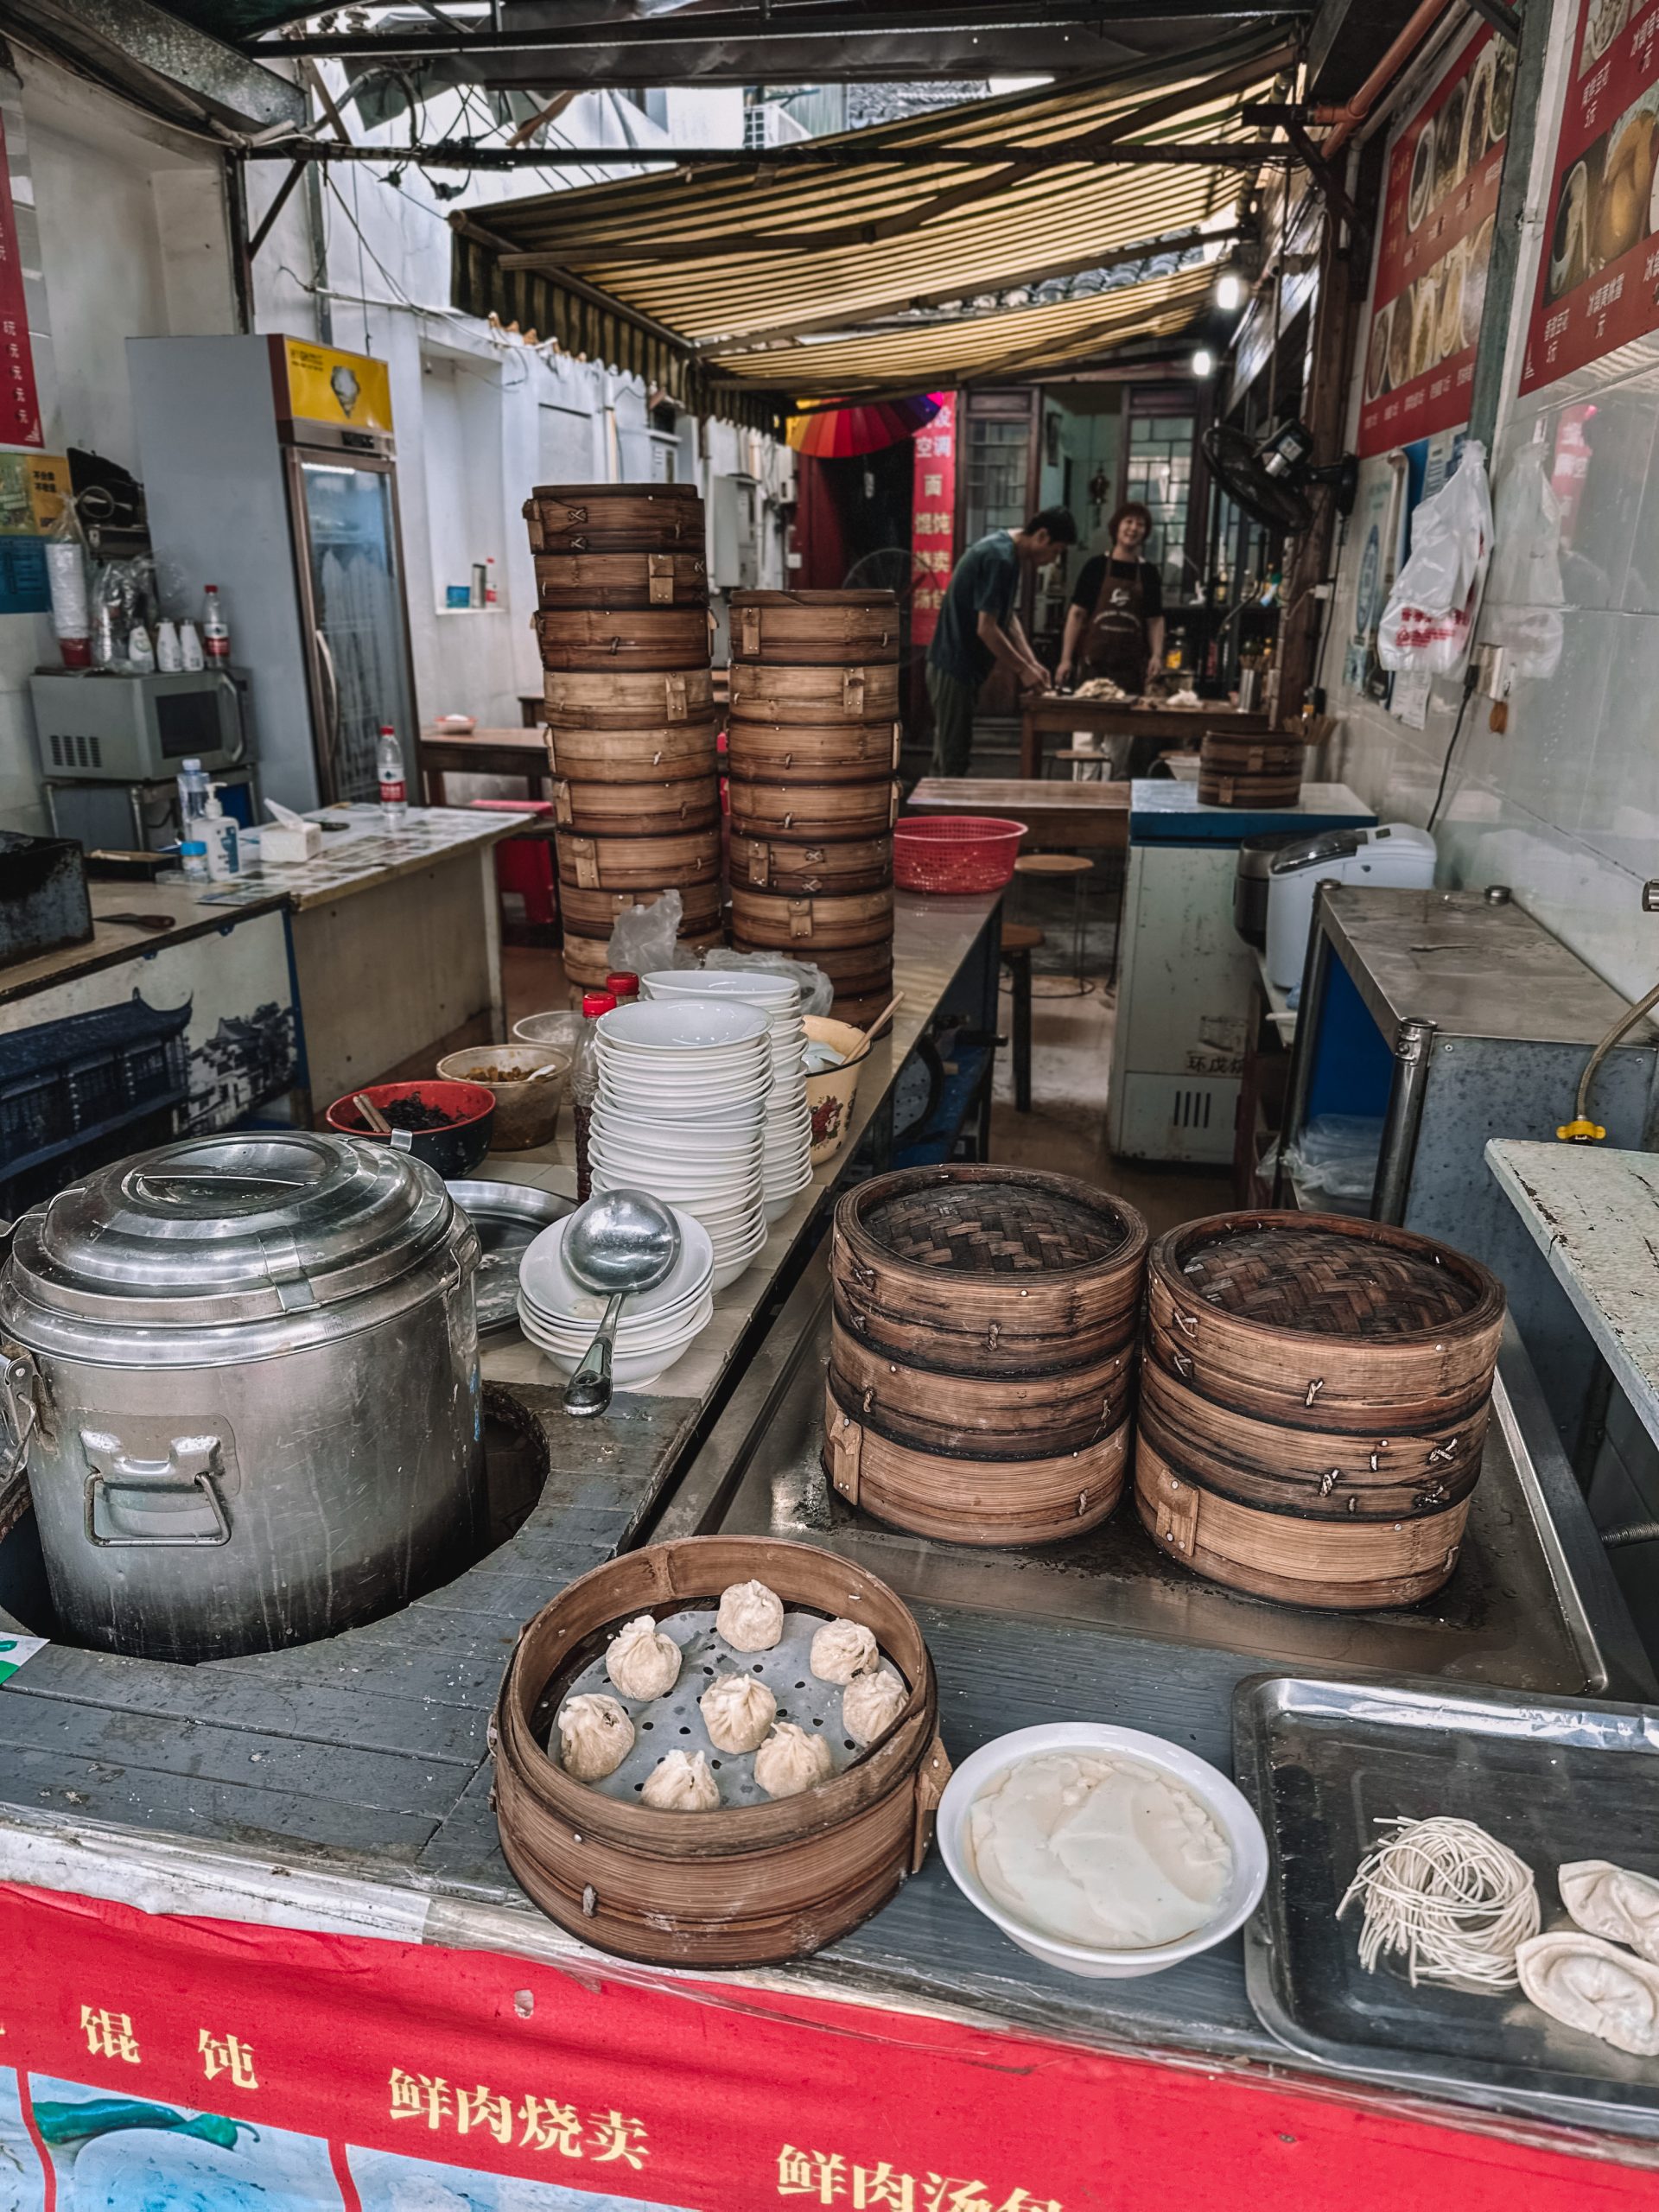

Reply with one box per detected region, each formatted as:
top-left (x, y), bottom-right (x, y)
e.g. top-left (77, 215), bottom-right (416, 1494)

top-left (176, 755), bottom-right (210, 836)
top-left (201, 584), bottom-right (231, 662)
top-left (377, 722), bottom-right (407, 827)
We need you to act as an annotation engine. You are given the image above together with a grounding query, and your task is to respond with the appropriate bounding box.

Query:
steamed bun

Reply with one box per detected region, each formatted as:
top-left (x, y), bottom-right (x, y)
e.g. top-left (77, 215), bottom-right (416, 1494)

top-left (810, 1618), bottom-right (878, 1684)
top-left (700, 1670), bottom-right (777, 1753)
top-left (556, 1693), bottom-right (633, 1782)
top-left (641, 1749), bottom-right (721, 1811)
top-left (754, 1720), bottom-right (835, 1800)
top-left (842, 1667), bottom-right (906, 1747)
top-left (716, 1579), bottom-right (785, 1652)
top-left (605, 1612), bottom-right (682, 1700)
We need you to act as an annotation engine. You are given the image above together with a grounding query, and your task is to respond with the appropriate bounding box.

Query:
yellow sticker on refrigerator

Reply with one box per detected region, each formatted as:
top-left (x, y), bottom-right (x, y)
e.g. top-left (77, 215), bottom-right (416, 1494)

top-left (280, 338), bottom-right (393, 432)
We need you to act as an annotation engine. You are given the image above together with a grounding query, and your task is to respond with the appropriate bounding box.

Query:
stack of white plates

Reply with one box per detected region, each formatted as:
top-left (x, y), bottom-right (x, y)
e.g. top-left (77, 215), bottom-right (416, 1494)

top-left (641, 969), bottom-right (812, 1221)
top-left (516, 1208), bottom-right (714, 1389)
top-left (588, 998), bottom-right (772, 1291)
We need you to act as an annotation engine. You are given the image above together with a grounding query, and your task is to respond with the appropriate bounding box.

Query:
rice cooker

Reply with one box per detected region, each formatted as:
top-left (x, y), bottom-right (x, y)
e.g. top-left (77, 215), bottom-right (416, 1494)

top-left (1265, 823), bottom-right (1438, 988)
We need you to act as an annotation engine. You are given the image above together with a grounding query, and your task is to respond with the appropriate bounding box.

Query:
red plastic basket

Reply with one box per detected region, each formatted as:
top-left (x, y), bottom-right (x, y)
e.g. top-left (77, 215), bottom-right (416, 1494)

top-left (893, 815), bottom-right (1027, 894)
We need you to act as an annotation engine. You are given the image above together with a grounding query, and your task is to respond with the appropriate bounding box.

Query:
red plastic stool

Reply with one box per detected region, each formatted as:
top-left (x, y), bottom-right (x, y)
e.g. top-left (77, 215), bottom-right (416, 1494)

top-left (468, 798), bottom-right (557, 928)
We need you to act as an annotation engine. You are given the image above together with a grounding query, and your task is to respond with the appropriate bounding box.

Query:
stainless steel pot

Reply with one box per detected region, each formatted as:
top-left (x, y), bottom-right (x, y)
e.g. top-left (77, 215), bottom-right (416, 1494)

top-left (0, 1131), bottom-right (484, 1662)
top-left (1233, 831), bottom-right (1303, 948)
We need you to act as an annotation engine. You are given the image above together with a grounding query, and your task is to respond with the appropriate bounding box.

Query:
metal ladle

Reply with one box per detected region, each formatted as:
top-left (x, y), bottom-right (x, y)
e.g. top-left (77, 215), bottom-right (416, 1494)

top-left (560, 1187), bottom-right (681, 1419)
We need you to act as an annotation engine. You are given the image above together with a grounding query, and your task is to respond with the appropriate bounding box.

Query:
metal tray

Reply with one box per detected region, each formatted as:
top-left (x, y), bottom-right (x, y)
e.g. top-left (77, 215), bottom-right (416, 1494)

top-left (448, 1179), bottom-right (570, 1333)
top-left (1233, 1672), bottom-right (1659, 2133)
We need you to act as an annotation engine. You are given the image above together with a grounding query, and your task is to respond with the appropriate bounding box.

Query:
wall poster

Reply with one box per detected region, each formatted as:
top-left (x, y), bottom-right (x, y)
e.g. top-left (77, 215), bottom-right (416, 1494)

top-left (1521, 0), bottom-right (1659, 390)
top-left (909, 396), bottom-right (957, 646)
top-left (1357, 29), bottom-right (1514, 458)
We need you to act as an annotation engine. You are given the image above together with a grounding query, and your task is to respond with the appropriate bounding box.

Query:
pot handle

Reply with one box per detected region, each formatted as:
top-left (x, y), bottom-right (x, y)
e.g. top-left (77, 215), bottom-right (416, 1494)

top-left (911, 1732), bottom-right (952, 1873)
top-left (83, 1436), bottom-right (232, 1548)
top-left (0, 1353), bottom-right (37, 1489)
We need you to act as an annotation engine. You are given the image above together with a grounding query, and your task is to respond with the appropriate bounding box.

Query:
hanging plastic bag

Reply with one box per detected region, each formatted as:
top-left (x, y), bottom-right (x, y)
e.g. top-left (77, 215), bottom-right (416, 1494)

top-left (1484, 439), bottom-right (1565, 681)
top-left (605, 891), bottom-right (690, 978)
top-left (1377, 440), bottom-right (1494, 677)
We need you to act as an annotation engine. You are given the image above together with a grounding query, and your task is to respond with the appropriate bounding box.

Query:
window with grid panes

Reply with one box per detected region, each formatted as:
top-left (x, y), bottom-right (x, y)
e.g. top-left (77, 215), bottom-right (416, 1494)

top-left (963, 416), bottom-right (1030, 543)
top-left (1124, 412), bottom-right (1195, 602)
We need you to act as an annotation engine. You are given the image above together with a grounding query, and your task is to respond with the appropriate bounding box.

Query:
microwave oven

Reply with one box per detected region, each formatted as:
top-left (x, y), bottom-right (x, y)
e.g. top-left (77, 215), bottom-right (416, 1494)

top-left (29, 667), bottom-right (253, 782)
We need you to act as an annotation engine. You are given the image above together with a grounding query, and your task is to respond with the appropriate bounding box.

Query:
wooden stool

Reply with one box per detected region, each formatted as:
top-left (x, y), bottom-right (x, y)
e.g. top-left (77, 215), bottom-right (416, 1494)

top-left (1051, 745), bottom-right (1105, 785)
top-left (999, 921), bottom-right (1045, 1111)
top-left (1014, 852), bottom-right (1094, 996)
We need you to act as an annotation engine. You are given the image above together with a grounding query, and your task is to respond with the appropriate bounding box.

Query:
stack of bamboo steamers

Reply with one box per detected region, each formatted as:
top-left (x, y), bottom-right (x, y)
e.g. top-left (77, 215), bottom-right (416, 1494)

top-left (726, 589), bottom-right (901, 1024)
top-left (823, 1169), bottom-right (1506, 1613)
top-left (526, 484), bottom-right (721, 989)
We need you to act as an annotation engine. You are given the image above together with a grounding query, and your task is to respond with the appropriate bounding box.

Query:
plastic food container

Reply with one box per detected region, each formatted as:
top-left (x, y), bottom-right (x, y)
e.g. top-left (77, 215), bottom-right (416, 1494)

top-left (937, 1722), bottom-right (1268, 1979)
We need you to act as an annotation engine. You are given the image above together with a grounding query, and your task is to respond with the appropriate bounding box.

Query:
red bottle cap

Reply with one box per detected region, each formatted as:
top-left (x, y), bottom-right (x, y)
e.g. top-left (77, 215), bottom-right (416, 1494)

top-left (582, 991), bottom-right (618, 1019)
top-left (605, 971), bottom-right (639, 995)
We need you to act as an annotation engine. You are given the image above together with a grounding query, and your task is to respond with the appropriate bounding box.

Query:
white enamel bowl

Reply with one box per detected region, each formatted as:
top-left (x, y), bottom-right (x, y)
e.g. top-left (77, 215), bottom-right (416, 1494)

top-left (518, 1208), bottom-right (713, 1325)
top-left (591, 1106), bottom-right (765, 1154)
top-left (598, 999), bottom-right (771, 1054)
top-left (520, 1297), bottom-right (712, 1387)
top-left (642, 970), bottom-right (798, 1007)
top-left (936, 1723), bottom-right (1269, 1980)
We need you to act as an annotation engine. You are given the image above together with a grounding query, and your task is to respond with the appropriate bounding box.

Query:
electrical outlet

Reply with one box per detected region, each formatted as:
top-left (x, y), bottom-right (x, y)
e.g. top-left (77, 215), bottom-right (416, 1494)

top-left (1643, 880), bottom-right (1659, 912)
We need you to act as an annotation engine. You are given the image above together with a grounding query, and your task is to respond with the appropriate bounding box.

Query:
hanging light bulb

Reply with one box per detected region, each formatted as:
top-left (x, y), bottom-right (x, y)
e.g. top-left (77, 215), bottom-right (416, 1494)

top-left (1214, 270), bottom-right (1244, 312)
top-left (1192, 347), bottom-right (1216, 378)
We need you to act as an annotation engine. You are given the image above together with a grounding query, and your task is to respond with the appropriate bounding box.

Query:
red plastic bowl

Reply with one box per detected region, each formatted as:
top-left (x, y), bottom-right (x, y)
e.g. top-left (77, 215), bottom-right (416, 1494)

top-left (893, 815), bottom-right (1028, 894)
top-left (326, 1079), bottom-right (496, 1177)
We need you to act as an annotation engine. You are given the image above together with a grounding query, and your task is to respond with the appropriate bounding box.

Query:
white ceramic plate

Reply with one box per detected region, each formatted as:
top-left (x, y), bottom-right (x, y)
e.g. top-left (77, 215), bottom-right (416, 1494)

top-left (936, 1723), bottom-right (1269, 1980)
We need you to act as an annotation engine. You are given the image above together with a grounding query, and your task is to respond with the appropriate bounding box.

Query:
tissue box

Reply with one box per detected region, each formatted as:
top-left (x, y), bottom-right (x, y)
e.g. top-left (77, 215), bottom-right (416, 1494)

top-left (261, 819), bottom-right (322, 864)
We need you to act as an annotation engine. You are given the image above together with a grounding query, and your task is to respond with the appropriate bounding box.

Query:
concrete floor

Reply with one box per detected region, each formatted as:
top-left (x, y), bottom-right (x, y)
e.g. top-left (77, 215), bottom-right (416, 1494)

top-left (502, 941), bottom-right (1232, 1241)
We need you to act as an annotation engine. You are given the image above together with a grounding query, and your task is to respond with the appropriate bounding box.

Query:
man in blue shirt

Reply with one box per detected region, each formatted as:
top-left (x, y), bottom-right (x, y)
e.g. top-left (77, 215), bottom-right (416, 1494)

top-left (925, 505), bottom-right (1078, 775)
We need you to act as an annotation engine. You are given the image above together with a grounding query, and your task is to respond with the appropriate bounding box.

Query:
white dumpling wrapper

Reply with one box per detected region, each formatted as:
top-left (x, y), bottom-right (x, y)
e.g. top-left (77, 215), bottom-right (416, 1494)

top-left (754, 1720), bottom-right (835, 1799)
top-left (556, 1693), bottom-right (634, 1782)
top-left (716, 1578), bottom-right (785, 1651)
top-left (810, 1618), bottom-right (879, 1684)
top-left (1517, 1931), bottom-right (1659, 2056)
top-left (1560, 1859), bottom-right (1659, 1963)
top-left (842, 1667), bottom-right (907, 1747)
top-left (641, 1749), bottom-right (720, 1810)
top-left (700, 1670), bottom-right (777, 1752)
top-left (605, 1612), bottom-right (682, 1699)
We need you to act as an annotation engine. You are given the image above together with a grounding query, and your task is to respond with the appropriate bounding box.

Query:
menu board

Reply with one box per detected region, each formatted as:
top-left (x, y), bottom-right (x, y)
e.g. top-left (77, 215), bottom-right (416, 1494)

top-left (910, 395), bottom-right (957, 645)
top-left (1521, 0), bottom-right (1659, 391)
top-left (1357, 29), bottom-right (1514, 457)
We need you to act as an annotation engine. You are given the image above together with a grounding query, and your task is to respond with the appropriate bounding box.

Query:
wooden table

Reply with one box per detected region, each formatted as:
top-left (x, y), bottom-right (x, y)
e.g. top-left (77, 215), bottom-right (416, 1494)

top-left (907, 774), bottom-right (1129, 851)
top-left (1018, 694), bottom-right (1270, 778)
top-left (418, 724), bottom-right (552, 804)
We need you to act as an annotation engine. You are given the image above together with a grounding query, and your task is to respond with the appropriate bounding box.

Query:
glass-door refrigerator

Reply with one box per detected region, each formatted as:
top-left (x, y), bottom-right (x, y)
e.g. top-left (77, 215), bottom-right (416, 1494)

top-left (130, 334), bottom-right (418, 811)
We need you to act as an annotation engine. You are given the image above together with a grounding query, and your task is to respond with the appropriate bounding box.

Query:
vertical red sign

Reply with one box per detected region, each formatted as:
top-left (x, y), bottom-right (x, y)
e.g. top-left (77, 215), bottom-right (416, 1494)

top-left (910, 396), bottom-right (957, 645)
top-left (0, 107), bottom-right (41, 447)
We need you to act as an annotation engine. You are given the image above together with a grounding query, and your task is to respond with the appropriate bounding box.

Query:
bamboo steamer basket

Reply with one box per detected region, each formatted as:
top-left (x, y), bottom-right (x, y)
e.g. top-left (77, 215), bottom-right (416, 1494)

top-left (545, 723), bottom-right (717, 785)
top-left (535, 607), bottom-right (710, 673)
top-left (830, 1313), bottom-right (1133, 1461)
top-left (556, 825), bottom-right (721, 892)
top-left (564, 926), bottom-right (723, 988)
top-left (1136, 1210), bottom-right (1505, 1610)
top-left (492, 1535), bottom-right (950, 1967)
top-left (552, 777), bottom-right (718, 837)
top-left (1198, 731), bottom-right (1305, 809)
top-left (534, 550), bottom-right (707, 609)
top-left (730, 831), bottom-right (892, 896)
top-left (726, 717), bottom-right (902, 786)
top-left (835, 979), bottom-right (899, 1026)
top-left (735, 938), bottom-right (893, 995)
top-left (729, 882), bottom-right (893, 952)
top-left (728, 777), bottom-right (899, 842)
top-left (543, 668), bottom-right (715, 728)
top-left (830, 1166), bottom-right (1147, 1378)
top-left (558, 878), bottom-right (722, 938)
top-left (730, 660), bottom-right (901, 723)
top-left (730, 589), bottom-right (900, 666)
top-left (523, 482), bottom-right (704, 554)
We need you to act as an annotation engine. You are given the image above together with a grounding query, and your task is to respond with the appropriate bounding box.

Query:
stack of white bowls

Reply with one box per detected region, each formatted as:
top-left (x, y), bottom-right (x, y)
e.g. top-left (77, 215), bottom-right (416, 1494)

top-left (641, 969), bottom-right (812, 1221)
top-left (517, 1208), bottom-right (715, 1389)
top-left (588, 998), bottom-right (772, 1291)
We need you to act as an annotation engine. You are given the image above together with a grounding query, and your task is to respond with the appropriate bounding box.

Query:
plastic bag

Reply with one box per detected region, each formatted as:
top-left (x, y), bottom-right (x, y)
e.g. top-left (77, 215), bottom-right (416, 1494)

top-left (1484, 439), bottom-right (1565, 681)
top-left (605, 891), bottom-right (693, 978)
top-left (701, 947), bottom-right (834, 1017)
top-left (1377, 441), bottom-right (1493, 677)
top-left (1284, 1114), bottom-right (1385, 1200)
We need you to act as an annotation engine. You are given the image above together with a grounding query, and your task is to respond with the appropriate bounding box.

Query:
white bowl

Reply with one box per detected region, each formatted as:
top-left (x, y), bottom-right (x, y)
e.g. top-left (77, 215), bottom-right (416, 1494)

top-left (521, 1296), bottom-right (711, 1386)
top-left (599, 1029), bottom-right (772, 1065)
top-left (519, 1272), bottom-right (713, 1341)
top-left (710, 1240), bottom-right (766, 1292)
top-left (643, 970), bottom-right (799, 1009)
top-left (936, 1724), bottom-right (1268, 1980)
top-left (518, 1207), bottom-right (713, 1324)
top-left (519, 1297), bottom-right (713, 1355)
top-left (588, 1146), bottom-right (760, 1193)
top-left (599, 1000), bottom-right (771, 1054)
top-left (592, 1103), bottom-right (765, 1147)
top-left (597, 1071), bottom-right (774, 1107)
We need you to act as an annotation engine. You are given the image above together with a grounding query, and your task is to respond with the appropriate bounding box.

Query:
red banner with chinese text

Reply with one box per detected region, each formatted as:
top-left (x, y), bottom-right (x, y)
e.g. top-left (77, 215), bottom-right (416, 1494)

top-left (0, 1881), bottom-right (1656, 2212)
top-left (1357, 29), bottom-right (1510, 458)
top-left (910, 398), bottom-right (957, 645)
top-left (0, 108), bottom-right (41, 449)
top-left (1521, 0), bottom-right (1659, 392)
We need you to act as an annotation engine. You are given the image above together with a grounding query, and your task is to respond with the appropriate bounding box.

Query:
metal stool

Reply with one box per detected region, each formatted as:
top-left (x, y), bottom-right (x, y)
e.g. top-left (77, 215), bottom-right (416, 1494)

top-left (1014, 852), bottom-right (1094, 998)
top-left (999, 921), bottom-right (1045, 1110)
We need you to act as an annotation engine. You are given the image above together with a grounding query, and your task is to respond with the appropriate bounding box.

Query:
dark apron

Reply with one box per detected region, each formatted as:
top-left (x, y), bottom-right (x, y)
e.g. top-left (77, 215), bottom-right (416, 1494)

top-left (1082, 561), bottom-right (1148, 693)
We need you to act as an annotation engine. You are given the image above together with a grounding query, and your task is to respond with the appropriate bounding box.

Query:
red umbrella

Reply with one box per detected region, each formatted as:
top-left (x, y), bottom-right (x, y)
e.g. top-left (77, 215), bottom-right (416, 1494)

top-left (787, 392), bottom-right (945, 459)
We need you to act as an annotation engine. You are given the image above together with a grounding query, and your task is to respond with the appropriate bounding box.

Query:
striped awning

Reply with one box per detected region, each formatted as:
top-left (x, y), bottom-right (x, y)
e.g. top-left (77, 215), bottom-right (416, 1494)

top-left (452, 34), bottom-right (1289, 407)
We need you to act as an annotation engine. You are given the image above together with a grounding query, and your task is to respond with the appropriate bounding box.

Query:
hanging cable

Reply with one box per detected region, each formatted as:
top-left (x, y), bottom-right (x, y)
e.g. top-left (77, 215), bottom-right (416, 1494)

top-left (1424, 662), bottom-right (1480, 833)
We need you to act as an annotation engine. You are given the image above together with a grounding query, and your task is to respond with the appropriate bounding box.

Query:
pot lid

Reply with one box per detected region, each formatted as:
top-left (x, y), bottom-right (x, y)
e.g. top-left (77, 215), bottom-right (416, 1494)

top-left (1268, 827), bottom-right (1364, 877)
top-left (8, 1131), bottom-right (454, 1325)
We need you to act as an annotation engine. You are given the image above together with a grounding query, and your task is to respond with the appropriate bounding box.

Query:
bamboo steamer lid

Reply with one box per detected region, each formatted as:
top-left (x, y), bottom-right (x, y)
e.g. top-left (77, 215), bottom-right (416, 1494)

top-left (730, 589), bottom-right (899, 666)
top-left (558, 878), bottom-right (722, 937)
top-left (563, 925), bottom-right (723, 987)
top-left (730, 660), bottom-right (901, 722)
top-left (533, 549), bottom-right (708, 609)
top-left (523, 483), bottom-right (704, 553)
top-left (728, 777), bottom-right (899, 841)
top-left (552, 777), bottom-right (719, 836)
top-left (729, 830), bottom-right (892, 895)
top-left (542, 668), bottom-right (715, 728)
top-left (728, 882), bottom-right (893, 952)
top-left (535, 606), bottom-right (710, 673)
top-left (726, 718), bottom-right (902, 786)
top-left (556, 824), bottom-right (721, 890)
top-left (545, 722), bottom-right (718, 785)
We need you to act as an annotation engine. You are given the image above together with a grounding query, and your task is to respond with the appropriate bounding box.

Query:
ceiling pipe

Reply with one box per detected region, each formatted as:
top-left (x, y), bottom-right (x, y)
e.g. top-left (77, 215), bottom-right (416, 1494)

top-left (1309, 0), bottom-right (1458, 158)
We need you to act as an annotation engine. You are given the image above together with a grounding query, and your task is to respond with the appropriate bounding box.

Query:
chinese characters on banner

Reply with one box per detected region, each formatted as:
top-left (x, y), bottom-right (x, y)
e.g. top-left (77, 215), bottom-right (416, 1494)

top-left (910, 397), bottom-right (957, 644)
top-left (1357, 29), bottom-right (1513, 457)
top-left (1522, 0), bottom-right (1659, 390)
top-left (0, 106), bottom-right (41, 448)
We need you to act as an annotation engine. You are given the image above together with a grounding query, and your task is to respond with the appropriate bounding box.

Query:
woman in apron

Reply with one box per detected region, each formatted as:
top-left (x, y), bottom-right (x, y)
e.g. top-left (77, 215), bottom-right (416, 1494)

top-left (1056, 502), bottom-right (1166, 697)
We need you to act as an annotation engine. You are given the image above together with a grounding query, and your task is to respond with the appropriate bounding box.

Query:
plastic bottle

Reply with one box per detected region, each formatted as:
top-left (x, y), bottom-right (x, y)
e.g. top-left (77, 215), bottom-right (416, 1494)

top-left (202, 785), bottom-right (240, 880)
top-left (127, 624), bottom-right (155, 672)
top-left (485, 556), bottom-right (499, 606)
top-left (178, 834), bottom-right (209, 884)
top-left (377, 723), bottom-right (407, 827)
top-left (571, 989), bottom-right (617, 1203)
top-left (176, 756), bottom-right (210, 841)
top-left (179, 620), bottom-right (205, 671)
top-left (605, 970), bottom-right (640, 1006)
top-left (201, 584), bottom-right (231, 662)
top-left (155, 620), bottom-right (181, 673)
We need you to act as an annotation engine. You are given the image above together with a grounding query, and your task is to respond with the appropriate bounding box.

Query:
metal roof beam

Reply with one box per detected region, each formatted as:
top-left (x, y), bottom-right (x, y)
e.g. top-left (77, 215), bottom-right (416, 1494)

top-left (251, 137), bottom-right (1286, 168)
top-left (5, 0), bottom-right (305, 132)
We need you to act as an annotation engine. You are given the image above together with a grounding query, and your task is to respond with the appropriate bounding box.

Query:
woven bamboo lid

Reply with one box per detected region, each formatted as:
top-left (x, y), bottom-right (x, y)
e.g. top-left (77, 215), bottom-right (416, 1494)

top-left (1165, 1216), bottom-right (1499, 1339)
top-left (843, 1166), bottom-right (1143, 1280)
